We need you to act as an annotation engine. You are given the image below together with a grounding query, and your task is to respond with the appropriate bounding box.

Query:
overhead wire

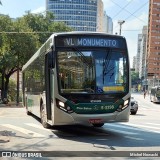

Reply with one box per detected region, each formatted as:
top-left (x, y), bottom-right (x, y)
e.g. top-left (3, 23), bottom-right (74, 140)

top-left (113, 0), bottom-right (149, 31)
top-left (112, 0), bottom-right (134, 19)
top-left (124, 1), bottom-right (149, 22)
top-left (111, 0), bottom-right (148, 25)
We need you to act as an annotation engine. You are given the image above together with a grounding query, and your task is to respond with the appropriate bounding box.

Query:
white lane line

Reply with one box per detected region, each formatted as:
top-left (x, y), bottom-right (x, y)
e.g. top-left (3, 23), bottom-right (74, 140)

top-left (1, 124), bottom-right (45, 137)
top-left (25, 123), bottom-right (58, 137)
top-left (127, 123), bottom-right (160, 130)
top-left (123, 123), bottom-right (160, 134)
top-left (105, 123), bottom-right (142, 131)
top-left (145, 123), bottom-right (160, 126)
top-left (125, 136), bottom-right (143, 140)
top-left (25, 123), bottom-right (49, 131)
top-left (106, 128), bottom-right (137, 135)
top-left (105, 123), bottom-right (160, 134)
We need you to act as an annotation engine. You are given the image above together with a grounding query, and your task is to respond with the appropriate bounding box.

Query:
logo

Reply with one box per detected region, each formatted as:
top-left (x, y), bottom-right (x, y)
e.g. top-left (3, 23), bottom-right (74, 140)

top-left (90, 100), bottom-right (101, 103)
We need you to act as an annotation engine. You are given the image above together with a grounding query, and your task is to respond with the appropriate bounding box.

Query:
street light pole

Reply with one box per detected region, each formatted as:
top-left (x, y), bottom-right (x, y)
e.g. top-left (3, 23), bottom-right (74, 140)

top-left (118, 20), bottom-right (125, 35)
top-left (16, 52), bottom-right (19, 106)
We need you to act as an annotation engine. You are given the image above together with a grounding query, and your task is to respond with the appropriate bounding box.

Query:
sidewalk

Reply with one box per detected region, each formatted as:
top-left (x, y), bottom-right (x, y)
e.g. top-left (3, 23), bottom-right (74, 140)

top-left (0, 130), bottom-right (10, 143)
top-left (0, 101), bottom-right (23, 108)
top-left (0, 102), bottom-right (24, 143)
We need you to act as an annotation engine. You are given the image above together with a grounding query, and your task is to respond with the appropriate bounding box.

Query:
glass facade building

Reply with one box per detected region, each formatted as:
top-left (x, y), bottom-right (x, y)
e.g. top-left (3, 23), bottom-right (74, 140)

top-left (46, 0), bottom-right (103, 31)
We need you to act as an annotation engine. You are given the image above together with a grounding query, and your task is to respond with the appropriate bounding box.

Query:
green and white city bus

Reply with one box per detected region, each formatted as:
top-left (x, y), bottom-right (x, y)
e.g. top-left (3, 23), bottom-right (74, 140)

top-left (22, 32), bottom-right (131, 128)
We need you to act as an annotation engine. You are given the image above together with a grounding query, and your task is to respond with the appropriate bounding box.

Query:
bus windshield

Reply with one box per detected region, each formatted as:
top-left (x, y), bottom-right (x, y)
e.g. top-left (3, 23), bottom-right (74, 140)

top-left (57, 48), bottom-right (128, 94)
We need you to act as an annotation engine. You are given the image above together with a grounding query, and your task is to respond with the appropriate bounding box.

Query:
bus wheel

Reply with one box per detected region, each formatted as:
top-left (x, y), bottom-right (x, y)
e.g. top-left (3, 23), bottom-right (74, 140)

top-left (131, 111), bottom-right (137, 115)
top-left (40, 105), bottom-right (50, 128)
top-left (92, 123), bottom-right (104, 127)
top-left (26, 109), bottom-right (31, 115)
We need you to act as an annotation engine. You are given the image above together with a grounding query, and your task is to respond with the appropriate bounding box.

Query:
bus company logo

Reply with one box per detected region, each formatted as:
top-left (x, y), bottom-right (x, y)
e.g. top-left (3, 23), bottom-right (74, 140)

top-left (93, 105), bottom-right (98, 110)
top-left (90, 100), bottom-right (101, 103)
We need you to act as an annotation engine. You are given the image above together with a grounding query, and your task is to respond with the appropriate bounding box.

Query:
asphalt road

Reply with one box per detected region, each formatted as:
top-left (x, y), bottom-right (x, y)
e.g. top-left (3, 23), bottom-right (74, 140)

top-left (0, 93), bottom-right (160, 160)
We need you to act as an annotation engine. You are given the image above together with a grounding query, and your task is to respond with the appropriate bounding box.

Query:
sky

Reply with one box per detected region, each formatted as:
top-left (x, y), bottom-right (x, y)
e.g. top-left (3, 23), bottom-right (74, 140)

top-left (0, 0), bottom-right (149, 67)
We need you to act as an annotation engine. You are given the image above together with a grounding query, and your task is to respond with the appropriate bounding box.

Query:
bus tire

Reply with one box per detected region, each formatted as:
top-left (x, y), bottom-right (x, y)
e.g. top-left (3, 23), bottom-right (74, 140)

top-left (92, 123), bottom-right (104, 127)
top-left (40, 104), bottom-right (50, 128)
top-left (26, 109), bottom-right (31, 115)
top-left (131, 111), bottom-right (137, 115)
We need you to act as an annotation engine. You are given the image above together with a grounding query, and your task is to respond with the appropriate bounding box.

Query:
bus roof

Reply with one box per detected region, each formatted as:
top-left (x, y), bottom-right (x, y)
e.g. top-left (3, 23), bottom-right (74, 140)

top-left (51, 31), bottom-right (125, 38)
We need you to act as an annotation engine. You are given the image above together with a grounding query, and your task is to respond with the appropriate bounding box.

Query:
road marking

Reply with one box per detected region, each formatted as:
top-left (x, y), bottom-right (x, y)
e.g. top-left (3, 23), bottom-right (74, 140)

top-left (25, 123), bottom-right (58, 137)
top-left (105, 123), bottom-right (160, 134)
top-left (106, 128), bottom-right (137, 135)
top-left (125, 136), bottom-right (143, 140)
top-left (105, 123), bottom-right (143, 131)
top-left (146, 123), bottom-right (160, 126)
top-left (1, 124), bottom-right (45, 137)
top-left (127, 123), bottom-right (160, 130)
top-left (25, 123), bottom-right (49, 131)
top-left (122, 123), bottom-right (160, 134)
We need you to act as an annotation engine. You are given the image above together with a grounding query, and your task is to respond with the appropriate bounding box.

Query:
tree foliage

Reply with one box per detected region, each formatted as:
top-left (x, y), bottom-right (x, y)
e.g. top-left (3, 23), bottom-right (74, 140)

top-left (131, 71), bottom-right (139, 85)
top-left (0, 11), bottom-right (72, 101)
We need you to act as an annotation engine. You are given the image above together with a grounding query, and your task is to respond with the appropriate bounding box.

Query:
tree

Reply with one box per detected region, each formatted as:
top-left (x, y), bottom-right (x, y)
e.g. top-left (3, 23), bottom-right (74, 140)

top-left (131, 71), bottom-right (139, 85)
top-left (0, 15), bottom-right (39, 100)
top-left (0, 12), bottom-right (72, 102)
top-left (21, 11), bottom-right (72, 44)
top-left (0, 15), bottom-right (16, 100)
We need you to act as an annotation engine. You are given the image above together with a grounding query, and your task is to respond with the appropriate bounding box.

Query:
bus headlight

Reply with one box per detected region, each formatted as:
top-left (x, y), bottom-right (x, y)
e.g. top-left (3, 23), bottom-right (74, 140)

top-left (59, 101), bottom-right (65, 107)
top-left (124, 100), bottom-right (129, 106)
top-left (56, 99), bottom-right (73, 113)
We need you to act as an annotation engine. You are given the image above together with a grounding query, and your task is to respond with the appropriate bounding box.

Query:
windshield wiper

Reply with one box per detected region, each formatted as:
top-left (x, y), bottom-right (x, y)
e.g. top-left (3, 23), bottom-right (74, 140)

top-left (72, 47), bottom-right (93, 68)
top-left (102, 49), bottom-right (113, 83)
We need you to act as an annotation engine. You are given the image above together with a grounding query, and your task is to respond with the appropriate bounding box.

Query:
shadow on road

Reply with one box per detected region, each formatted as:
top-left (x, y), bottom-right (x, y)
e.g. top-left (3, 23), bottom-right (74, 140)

top-left (25, 106), bottom-right (160, 149)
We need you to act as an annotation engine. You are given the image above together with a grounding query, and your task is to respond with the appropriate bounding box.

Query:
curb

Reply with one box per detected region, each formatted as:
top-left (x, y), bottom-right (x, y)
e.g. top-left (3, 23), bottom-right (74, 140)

top-left (0, 102), bottom-right (23, 108)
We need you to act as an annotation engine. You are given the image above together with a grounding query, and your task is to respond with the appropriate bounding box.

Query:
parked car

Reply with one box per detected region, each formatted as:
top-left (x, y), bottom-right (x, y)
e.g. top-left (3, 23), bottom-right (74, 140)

top-left (130, 97), bottom-right (138, 115)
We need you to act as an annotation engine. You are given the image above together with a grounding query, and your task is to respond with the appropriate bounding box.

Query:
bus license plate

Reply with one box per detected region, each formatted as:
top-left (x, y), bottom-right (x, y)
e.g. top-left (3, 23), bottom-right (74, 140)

top-left (89, 119), bottom-right (102, 124)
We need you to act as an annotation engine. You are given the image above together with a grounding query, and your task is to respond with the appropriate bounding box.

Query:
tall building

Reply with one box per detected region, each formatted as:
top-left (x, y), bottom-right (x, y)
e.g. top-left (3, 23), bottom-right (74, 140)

top-left (139, 26), bottom-right (147, 80)
top-left (135, 34), bottom-right (142, 74)
top-left (147, 0), bottom-right (160, 87)
top-left (132, 56), bottom-right (137, 70)
top-left (46, 0), bottom-right (112, 33)
top-left (103, 12), bottom-right (113, 34)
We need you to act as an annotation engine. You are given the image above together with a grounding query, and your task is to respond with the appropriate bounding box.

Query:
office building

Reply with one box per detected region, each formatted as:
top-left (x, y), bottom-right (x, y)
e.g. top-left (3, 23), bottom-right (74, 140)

top-left (135, 34), bottom-right (142, 73)
top-left (46, 0), bottom-right (112, 33)
top-left (103, 12), bottom-right (113, 34)
top-left (139, 26), bottom-right (147, 80)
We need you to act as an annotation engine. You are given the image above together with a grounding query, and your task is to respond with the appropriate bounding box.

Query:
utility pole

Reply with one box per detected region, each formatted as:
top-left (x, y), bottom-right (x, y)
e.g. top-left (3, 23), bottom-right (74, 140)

top-left (118, 20), bottom-right (125, 35)
top-left (16, 52), bottom-right (19, 106)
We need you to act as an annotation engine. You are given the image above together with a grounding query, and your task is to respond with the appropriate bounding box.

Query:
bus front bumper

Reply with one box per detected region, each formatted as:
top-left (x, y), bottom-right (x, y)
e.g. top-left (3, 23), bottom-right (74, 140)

top-left (72, 107), bottom-right (130, 125)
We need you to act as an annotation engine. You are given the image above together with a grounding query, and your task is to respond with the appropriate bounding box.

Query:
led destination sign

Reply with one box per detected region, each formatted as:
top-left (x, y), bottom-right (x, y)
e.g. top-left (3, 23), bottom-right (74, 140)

top-left (56, 36), bottom-right (126, 48)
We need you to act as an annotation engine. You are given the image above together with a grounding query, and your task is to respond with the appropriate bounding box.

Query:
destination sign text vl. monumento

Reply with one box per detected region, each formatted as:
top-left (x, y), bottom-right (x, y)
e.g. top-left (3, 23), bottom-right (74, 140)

top-left (64, 38), bottom-right (119, 47)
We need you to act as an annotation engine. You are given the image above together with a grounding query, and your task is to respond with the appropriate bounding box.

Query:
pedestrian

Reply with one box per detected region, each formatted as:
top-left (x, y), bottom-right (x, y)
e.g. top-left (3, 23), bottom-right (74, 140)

top-left (144, 90), bottom-right (147, 99)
